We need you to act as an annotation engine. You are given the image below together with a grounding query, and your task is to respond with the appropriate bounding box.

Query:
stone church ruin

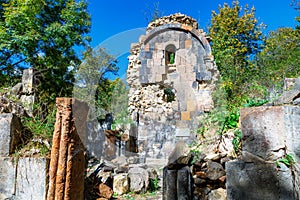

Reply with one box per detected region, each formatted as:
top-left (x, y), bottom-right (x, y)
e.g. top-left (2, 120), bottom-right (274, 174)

top-left (1, 12), bottom-right (300, 200)
top-left (127, 13), bottom-right (219, 160)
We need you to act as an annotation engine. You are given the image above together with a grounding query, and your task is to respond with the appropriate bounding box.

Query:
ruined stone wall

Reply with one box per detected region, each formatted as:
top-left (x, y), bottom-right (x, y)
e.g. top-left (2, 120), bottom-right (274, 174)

top-left (127, 13), bottom-right (219, 160)
top-left (0, 113), bottom-right (49, 200)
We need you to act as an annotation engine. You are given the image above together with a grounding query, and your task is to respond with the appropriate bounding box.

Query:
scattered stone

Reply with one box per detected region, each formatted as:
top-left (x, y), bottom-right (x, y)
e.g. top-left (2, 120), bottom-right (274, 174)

top-left (195, 171), bottom-right (207, 179)
top-left (273, 90), bottom-right (300, 105)
top-left (98, 183), bottom-right (113, 199)
top-left (293, 97), bottom-right (300, 105)
top-left (128, 167), bottom-right (149, 193)
top-left (208, 188), bottom-right (227, 200)
top-left (206, 161), bottom-right (225, 181)
top-left (194, 177), bottom-right (206, 186)
top-left (204, 153), bottom-right (221, 162)
top-left (10, 83), bottom-right (22, 96)
top-left (147, 167), bottom-right (159, 180)
top-left (127, 156), bottom-right (139, 164)
top-left (113, 173), bottom-right (129, 195)
top-left (218, 175), bottom-right (226, 183)
top-left (218, 130), bottom-right (235, 156)
top-left (242, 150), bottom-right (266, 164)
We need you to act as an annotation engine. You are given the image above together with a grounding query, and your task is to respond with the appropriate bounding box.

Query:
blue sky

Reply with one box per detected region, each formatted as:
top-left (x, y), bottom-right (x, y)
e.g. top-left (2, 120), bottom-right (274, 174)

top-left (86, 0), bottom-right (299, 78)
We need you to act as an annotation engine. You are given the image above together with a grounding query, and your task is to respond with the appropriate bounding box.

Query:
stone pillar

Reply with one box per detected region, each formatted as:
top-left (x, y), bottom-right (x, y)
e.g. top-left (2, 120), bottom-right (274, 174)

top-left (163, 141), bottom-right (193, 200)
top-left (21, 68), bottom-right (38, 116)
top-left (163, 167), bottom-right (177, 200)
top-left (226, 106), bottom-right (300, 200)
top-left (163, 166), bottom-right (193, 200)
top-left (47, 98), bottom-right (88, 200)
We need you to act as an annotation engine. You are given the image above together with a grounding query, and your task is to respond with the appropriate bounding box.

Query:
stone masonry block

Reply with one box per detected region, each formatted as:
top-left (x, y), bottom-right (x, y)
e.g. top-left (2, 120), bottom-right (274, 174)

top-left (147, 59), bottom-right (154, 68)
top-left (22, 68), bottom-right (35, 94)
top-left (241, 106), bottom-right (300, 161)
top-left (186, 100), bottom-right (196, 112)
top-left (185, 39), bottom-right (192, 49)
top-left (155, 43), bottom-right (163, 50)
top-left (0, 157), bottom-right (16, 199)
top-left (181, 111), bottom-right (190, 121)
top-left (156, 74), bottom-right (163, 82)
top-left (16, 157), bottom-right (49, 200)
top-left (0, 113), bottom-right (23, 156)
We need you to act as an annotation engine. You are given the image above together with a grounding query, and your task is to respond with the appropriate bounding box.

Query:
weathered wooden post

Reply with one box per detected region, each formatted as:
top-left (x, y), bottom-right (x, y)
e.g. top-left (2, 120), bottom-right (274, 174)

top-left (47, 98), bottom-right (88, 200)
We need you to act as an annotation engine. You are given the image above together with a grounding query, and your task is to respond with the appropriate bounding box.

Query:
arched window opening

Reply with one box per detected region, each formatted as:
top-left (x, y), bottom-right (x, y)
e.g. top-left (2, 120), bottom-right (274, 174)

top-left (165, 44), bottom-right (176, 66)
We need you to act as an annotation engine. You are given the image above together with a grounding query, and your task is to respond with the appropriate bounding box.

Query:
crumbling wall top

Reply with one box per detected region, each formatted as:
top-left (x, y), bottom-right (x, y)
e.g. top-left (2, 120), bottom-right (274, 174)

top-left (147, 13), bottom-right (199, 32)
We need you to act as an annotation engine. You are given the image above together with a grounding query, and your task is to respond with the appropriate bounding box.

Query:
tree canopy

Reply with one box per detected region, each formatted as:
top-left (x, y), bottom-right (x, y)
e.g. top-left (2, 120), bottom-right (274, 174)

top-left (74, 46), bottom-right (119, 119)
top-left (208, 0), bottom-right (264, 108)
top-left (255, 28), bottom-right (300, 87)
top-left (0, 0), bottom-right (91, 96)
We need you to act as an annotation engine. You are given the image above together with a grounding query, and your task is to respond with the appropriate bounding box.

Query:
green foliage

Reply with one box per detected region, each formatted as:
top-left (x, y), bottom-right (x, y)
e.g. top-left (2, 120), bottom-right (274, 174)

top-left (148, 178), bottom-right (159, 192)
top-left (23, 104), bottom-right (56, 141)
top-left (113, 192), bottom-right (118, 198)
top-left (123, 192), bottom-right (135, 200)
top-left (208, 0), bottom-right (265, 108)
top-left (255, 28), bottom-right (300, 87)
top-left (23, 105), bottom-right (55, 143)
top-left (0, 0), bottom-right (91, 101)
top-left (110, 78), bottom-right (129, 120)
top-left (163, 87), bottom-right (175, 102)
top-left (189, 142), bottom-right (203, 165)
top-left (74, 46), bottom-right (118, 120)
top-left (15, 103), bottom-right (56, 156)
top-left (232, 129), bottom-right (242, 153)
top-left (224, 111), bottom-right (239, 130)
top-left (169, 53), bottom-right (175, 64)
top-left (243, 98), bottom-right (268, 107)
top-left (276, 153), bottom-right (296, 168)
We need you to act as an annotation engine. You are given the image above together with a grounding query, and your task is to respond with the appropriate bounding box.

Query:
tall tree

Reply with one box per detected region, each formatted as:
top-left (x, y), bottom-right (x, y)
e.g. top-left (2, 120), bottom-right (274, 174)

top-left (255, 28), bottom-right (300, 87)
top-left (74, 46), bottom-right (118, 120)
top-left (208, 0), bottom-right (264, 107)
top-left (0, 0), bottom-right (90, 97)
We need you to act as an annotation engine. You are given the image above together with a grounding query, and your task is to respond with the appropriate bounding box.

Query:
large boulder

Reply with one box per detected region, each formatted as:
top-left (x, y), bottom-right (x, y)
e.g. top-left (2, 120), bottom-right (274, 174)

top-left (208, 188), bottom-right (227, 200)
top-left (113, 173), bottom-right (129, 195)
top-left (226, 160), bottom-right (296, 200)
top-left (241, 106), bottom-right (300, 161)
top-left (206, 161), bottom-right (225, 181)
top-left (128, 167), bottom-right (149, 193)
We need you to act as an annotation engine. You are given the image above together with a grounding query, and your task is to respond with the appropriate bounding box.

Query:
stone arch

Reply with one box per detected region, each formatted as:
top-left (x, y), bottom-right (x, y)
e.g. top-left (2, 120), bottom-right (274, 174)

top-left (165, 44), bottom-right (176, 66)
top-left (142, 24), bottom-right (212, 56)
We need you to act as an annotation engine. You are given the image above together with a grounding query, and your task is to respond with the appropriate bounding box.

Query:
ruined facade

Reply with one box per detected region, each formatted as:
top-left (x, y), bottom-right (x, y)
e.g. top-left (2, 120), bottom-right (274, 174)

top-left (127, 13), bottom-right (219, 160)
